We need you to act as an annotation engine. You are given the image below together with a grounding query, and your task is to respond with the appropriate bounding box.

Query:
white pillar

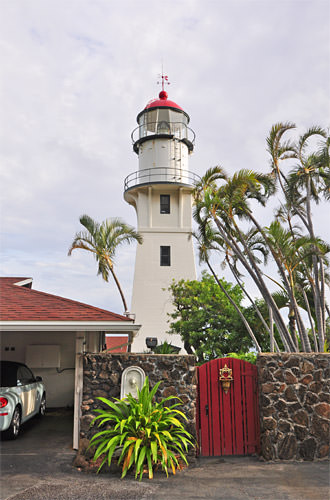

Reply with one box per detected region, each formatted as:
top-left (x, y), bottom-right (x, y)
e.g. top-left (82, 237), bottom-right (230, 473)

top-left (73, 332), bottom-right (84, 450)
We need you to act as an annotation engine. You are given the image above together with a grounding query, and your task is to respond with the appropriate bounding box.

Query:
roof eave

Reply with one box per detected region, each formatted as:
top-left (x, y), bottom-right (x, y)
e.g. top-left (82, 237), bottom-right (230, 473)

top-left (0, 321), bottom-right (142, 332)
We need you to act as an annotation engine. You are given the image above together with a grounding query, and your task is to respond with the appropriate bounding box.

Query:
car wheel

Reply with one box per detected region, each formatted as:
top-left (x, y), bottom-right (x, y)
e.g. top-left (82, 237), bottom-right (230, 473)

top-left (5, 406), bottom-right (21, 439)
top-left (39, 394), bottom-right (46, 416)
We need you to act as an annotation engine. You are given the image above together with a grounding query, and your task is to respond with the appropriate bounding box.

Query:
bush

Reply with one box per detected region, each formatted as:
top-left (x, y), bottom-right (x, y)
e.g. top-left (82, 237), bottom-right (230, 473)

top-left (89, 377), bottom-right (194, 480)
top-left (152, 341), bottom-right (181, 354)
top-left (226, 352), bottom-right (257, 364)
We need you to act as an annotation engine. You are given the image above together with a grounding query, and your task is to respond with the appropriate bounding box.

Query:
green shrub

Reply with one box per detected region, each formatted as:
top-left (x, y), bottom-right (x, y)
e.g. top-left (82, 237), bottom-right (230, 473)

top-left (226, 352), bottom-right (257, 364)
top-left (89, 377), bottom-right (194, 480)
top-left (152, 341), bottom-right (180, 354)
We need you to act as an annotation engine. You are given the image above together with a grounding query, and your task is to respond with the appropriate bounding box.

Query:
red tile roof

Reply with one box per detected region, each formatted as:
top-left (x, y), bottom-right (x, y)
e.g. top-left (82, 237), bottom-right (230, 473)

top-left (105, 335), bottom-right (128, 353)
top-left (0, 277), bottom-right (132, 322)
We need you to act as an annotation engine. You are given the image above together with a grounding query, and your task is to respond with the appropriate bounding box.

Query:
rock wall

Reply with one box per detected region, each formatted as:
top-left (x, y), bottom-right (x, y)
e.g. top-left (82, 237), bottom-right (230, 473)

top-left (257, 353), bottom-right (330, 461)
top-left (80, 353), bottom-right (197, 443)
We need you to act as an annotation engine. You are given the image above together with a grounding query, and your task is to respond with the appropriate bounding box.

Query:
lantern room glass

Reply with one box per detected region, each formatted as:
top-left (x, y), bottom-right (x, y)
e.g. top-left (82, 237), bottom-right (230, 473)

top-left (138, 108), bottom-right (188, 140)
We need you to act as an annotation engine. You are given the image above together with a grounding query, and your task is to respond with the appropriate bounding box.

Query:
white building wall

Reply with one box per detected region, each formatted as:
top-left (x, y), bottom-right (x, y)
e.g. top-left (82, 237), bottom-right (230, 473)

top-left (131, 229), bottom-right (196, 352)
top-left (132, 185), bottom-right (193, 230)
top-left (138, 139), bottom-right (189, 180)
top-left (129, 182), bottom-right (196, 352)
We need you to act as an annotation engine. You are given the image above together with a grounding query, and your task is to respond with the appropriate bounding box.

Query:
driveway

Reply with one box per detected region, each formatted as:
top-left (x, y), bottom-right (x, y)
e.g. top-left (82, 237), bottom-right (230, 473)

top-left (1, 409), bottom-right (329, 500)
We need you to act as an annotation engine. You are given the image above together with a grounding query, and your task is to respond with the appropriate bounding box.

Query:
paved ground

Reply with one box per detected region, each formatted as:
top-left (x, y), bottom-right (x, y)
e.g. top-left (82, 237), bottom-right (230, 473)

top-left (1, 409), bottom-right (329, 500)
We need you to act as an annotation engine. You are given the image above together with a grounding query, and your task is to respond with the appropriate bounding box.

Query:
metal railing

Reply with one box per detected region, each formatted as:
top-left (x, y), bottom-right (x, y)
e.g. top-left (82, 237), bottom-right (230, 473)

top-left (131, 122), bottom-right (195, 145)
top-left (124, 167), bottom-right (201, 191)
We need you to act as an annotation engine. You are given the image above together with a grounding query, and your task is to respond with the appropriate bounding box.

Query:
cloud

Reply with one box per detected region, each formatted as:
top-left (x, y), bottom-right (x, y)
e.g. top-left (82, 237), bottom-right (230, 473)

top-left (0, 0), bottom-right (329, 311)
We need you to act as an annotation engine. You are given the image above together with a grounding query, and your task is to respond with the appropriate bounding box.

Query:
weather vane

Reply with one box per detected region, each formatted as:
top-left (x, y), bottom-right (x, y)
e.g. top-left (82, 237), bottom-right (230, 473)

top-left (157, 68), bottom-right (170, 92)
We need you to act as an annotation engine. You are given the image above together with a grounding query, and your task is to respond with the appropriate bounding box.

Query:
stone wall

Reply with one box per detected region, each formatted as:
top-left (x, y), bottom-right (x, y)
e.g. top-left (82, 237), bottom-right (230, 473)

top-left (78, 352), bottom-right (329, 465)
top-left (80, 353), bottom-right (197, 444)
top-left (257, 353), bottom-right (330, 461)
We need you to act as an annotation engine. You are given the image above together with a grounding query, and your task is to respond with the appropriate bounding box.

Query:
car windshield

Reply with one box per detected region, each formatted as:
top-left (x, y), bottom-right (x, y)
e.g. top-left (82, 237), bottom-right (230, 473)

top-left (0, 362), bottom-right (18, 387)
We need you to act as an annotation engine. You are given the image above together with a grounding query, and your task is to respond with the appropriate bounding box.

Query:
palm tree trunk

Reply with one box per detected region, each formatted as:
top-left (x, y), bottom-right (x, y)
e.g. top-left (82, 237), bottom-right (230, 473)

top-left (288, 307), bottom-right (298, 350)
top-left (299, 285), bottom-right (319, 352)
top-left (109, 267), bottom-right (128, 313)
top-left (269, 306), bottom-right (275, 352)
top-left (212, 215), bottom-right (294, 351)
top-left (305, 176), bottom-right (325, 349)
top-left (206, 259), bottom-right (262, 353)
top-left (326, 303), bottom-right (330, 320)
top-left (229, 261), bottom-right (280, 351)
top-left (319, 259), bottom-right (326, 351)
top-left (248, 212), bottom-right (312, 352)
top-left (227, 216), bottom-right (295, 351)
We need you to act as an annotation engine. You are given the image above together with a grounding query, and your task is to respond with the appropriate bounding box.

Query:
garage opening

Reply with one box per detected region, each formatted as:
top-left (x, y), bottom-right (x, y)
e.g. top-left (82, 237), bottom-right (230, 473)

top-left (1, 332), bottom-right (79, 447)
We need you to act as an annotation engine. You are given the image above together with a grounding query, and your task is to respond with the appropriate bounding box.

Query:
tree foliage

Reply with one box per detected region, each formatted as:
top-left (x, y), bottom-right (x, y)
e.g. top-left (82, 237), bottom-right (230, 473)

top-left (167, 272), bottom-right (268, 363)
top-left (226, 352), bottom-right (257, 364)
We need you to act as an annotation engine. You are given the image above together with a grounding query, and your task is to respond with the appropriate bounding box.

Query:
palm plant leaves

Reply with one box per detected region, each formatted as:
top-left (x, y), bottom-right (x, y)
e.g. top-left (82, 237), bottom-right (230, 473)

top-left (68, 214), bottom-right (142, 313)
top-left (192, 123), bottom-right (329, 353)
top-left (267, 122), bottom-right (297, 192)
top-left (195, 168), bottom-right (299, 351)
top-left (89, 377), bottom-right (194, 480)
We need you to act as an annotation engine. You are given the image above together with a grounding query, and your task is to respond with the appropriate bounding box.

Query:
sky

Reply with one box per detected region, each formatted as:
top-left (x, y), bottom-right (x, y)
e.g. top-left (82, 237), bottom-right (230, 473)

top-left (1, 0), bottom-right (329, 316)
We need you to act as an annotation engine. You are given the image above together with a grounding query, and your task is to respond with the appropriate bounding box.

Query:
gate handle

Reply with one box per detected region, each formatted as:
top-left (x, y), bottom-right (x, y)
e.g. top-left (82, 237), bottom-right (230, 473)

top-left (205, 404), bottom-right (209, 416)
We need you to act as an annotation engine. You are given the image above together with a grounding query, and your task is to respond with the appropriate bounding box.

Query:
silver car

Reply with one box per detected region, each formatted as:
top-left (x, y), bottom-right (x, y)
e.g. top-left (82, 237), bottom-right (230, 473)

top-left (0, 361), bottom-right (46, 439)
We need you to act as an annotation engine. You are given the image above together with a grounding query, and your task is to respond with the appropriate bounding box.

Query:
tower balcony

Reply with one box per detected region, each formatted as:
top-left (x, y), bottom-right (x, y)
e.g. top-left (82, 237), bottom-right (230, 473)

top-left (124, 167), bottom-right (201, 192)
top-left (131, 122), bottom-right (195, 154)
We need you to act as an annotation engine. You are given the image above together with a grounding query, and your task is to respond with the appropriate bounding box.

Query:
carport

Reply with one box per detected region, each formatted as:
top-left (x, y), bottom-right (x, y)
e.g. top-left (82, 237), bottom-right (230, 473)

top-left (0, 277), bottom-right (141, 448)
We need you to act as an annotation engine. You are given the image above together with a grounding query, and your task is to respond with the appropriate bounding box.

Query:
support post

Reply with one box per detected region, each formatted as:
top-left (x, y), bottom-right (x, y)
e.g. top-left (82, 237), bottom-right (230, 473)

top-left (73, 332), bottom-right (84, 450)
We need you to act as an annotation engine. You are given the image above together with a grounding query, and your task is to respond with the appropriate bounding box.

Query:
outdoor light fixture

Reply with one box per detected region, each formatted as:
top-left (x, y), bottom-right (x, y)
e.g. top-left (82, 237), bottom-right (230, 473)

top-left (219, 364), bottom-right (233, 394)
top-left (146, 337), bottom-right (157, 349)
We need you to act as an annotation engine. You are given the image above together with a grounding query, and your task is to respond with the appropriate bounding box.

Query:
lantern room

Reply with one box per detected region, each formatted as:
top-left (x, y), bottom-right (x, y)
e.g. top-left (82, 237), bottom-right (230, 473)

top-left (131, 90), bottom-right (195, 154)
top-left (125, 89), bottom-right (198, 193)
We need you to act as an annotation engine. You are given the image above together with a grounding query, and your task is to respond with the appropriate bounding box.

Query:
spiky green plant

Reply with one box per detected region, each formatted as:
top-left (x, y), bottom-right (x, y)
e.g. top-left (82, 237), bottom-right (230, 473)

top-left (153, 341), bottom-right (180, 354)
top-left (89, 377), bottom-right (194, 480)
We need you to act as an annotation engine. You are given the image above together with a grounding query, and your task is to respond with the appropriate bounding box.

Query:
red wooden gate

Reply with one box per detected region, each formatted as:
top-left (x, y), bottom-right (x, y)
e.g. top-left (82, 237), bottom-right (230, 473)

top-left (196, 357), bottom-right (260, 456)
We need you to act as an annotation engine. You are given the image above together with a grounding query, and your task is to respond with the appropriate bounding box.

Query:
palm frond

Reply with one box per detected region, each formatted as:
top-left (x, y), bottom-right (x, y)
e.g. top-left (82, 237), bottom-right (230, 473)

top-left (68, 214), bottom-right (142, 311)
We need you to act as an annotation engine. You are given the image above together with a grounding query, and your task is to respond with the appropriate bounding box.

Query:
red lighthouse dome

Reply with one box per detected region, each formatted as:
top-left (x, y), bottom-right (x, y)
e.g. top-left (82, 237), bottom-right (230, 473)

top-left (144, 90), bottom-right (184, 112)
top-left (136, 90), bottom-right (190, 124)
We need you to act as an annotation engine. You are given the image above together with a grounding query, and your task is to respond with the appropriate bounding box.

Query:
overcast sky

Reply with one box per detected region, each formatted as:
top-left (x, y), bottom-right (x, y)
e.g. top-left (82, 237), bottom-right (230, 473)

top-left (1, 0), bottom-right (329, 315)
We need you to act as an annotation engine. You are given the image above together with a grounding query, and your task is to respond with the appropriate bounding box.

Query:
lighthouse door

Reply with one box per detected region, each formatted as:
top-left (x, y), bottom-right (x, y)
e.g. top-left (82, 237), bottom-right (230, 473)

top-left (196, 357), bottom-right (260, 456)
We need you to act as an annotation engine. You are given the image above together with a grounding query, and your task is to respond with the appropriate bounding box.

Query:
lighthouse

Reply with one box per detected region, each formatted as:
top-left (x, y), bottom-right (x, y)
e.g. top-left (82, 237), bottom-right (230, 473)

top-left (124, 79), bottom-right (199, 352)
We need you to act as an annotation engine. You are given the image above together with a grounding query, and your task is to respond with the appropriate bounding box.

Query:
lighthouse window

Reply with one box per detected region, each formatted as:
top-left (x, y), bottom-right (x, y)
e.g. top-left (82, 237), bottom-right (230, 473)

top-left (160, 246), bottom-right (171, 266)
top-left (158, 109), bottom-right (170, 122)
top-left (157, 121), bottom-right (170, 134)
top-left (160, 195), bottom-right (170, 214)
top-left (145, 110), bottom-right (157, 133)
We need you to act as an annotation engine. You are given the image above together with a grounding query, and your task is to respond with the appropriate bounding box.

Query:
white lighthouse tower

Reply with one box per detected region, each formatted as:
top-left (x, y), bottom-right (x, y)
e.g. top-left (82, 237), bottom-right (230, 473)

top-left (124, 78), bottom-right (198, 352)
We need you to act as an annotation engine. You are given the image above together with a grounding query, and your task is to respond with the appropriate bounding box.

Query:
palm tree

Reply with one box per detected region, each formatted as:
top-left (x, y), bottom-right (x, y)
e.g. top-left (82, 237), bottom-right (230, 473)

top-left (194, 167), bottom-right (297, 352)
top-left (193, 124), bottom-right (329, 353)
top-left (289, 129), bottom-right (329, 349)
top-left (68, 215), bottom-right (142, 314)
top-left (194, 222), bottom-right (262, 353)
top-left (270, 125), bottom-right (329, 351)
top-left (195, 220), bottom-right (279, 352)
top-left (266, 121), bottom-right (296, 192)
